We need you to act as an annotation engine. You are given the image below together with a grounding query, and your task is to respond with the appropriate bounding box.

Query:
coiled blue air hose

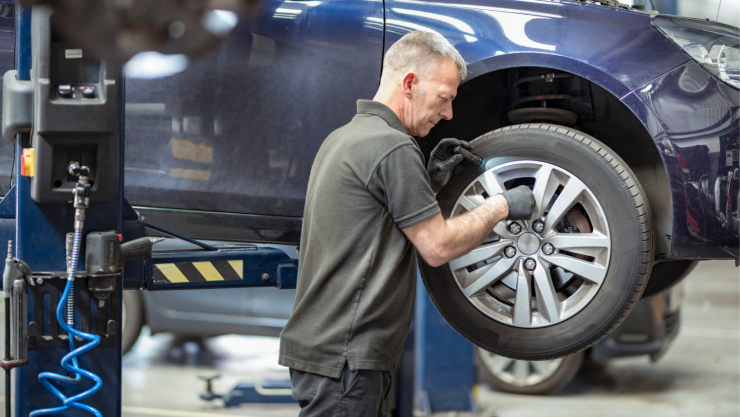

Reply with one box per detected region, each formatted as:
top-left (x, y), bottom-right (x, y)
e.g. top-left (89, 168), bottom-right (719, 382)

top-left (30, 227), bottom-right (103, 417)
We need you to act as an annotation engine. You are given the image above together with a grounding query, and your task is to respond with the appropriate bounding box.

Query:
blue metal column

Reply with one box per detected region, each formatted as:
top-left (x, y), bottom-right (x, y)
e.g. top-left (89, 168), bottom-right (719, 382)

top-left (413, 271), bottom-right (475, 414)
top-left (13, 4), bottom-right (123, 415)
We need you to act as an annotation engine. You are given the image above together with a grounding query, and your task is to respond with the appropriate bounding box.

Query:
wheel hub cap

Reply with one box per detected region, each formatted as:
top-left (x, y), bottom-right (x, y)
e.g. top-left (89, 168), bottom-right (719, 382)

top-left (517, 233), bottom-right (539, 255)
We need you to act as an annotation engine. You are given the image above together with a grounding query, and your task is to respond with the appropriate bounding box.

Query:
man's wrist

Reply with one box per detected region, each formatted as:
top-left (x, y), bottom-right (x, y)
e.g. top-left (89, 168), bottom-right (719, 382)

top-left (485, 194), bottom-right (509, 220)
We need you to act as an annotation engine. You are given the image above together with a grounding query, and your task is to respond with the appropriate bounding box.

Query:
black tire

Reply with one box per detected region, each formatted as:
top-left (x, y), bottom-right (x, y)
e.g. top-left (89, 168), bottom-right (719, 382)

top-left (476, 348), bottom-right (584, 395)
top-left (122, 290), bottom-right (145, 355)
top-left (420, 124), bottom-right (653, 360)
top-left (641, 260), bottom-right (697, 298)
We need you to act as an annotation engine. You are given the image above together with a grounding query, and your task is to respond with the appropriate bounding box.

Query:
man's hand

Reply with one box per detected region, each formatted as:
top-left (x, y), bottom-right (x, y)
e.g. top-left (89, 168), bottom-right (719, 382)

top-left (427, 138), bottom-right (471, 193)
top-left (500, 185), bottom-right (535, 220)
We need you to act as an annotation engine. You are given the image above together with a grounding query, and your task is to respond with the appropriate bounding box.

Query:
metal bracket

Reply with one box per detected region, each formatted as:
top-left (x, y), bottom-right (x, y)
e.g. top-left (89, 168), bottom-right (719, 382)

top-left (146, 246), bottom-right (297, 291)
top-left (27, 274), bottom-right (120, 349)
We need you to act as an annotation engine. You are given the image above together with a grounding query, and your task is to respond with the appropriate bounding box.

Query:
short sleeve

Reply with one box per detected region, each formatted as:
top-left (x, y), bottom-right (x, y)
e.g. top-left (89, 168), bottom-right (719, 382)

top-left (370, 144), bottom-right (441, 229)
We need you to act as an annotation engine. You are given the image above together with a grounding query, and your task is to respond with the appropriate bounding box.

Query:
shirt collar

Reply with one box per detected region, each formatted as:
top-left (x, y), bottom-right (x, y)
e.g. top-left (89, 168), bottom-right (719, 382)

top-left (356, 100), bottom-right (408, 135)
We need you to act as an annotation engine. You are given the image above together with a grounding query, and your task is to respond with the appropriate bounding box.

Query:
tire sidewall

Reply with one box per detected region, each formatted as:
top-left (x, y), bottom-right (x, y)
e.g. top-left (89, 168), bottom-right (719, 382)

top-left (422, 126), bottom-right (646, 358)
top-left (122, 291), bottom-right (145, 355)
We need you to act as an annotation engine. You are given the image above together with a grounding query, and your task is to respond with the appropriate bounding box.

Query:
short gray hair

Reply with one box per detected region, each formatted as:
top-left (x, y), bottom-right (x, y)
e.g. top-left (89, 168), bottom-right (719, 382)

top-left (381, 31), bottom-right (467, 84)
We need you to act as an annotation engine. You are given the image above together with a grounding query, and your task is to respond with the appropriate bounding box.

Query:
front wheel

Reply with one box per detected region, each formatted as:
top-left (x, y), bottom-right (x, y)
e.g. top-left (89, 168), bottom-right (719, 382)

top-left (419, 124), bottom-right (653, 360)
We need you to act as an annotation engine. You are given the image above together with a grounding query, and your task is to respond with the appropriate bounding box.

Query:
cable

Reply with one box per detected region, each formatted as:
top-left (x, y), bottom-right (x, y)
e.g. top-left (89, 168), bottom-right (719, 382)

top-left (716, 0), bottom-right (722, 21)
top-left (30, 172), bottom-right (103, 416)
top-left (30, 279), bottom-right (102, 416)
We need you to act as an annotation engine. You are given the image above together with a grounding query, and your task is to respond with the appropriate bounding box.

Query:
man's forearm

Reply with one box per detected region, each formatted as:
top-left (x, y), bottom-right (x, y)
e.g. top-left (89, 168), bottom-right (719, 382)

top-left (405, 186), bottom-right (533, 268)
top-left (433, 194), bottom-right (509, 264)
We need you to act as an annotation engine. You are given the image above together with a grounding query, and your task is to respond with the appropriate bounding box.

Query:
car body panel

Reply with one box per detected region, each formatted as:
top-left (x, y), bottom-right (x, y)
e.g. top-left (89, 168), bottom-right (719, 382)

top-left (123, 0), bottom-right (384, 218)
top-left (384, 0), bottom-right (690, 96)
top-left (633, 61), bottom-right (739, 259)
top-left (143, 288), bottom-right (293, 338)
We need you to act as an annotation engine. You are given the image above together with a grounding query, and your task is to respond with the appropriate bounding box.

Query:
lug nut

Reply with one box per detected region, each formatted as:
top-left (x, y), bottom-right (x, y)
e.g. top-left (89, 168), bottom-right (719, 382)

top-left (504, 246), bottom-right (517, 258)
top-left (533, 220), bottom-right (545, 233)
top-left (542, 243), bottom-right (555, 255)
top-left (509, 222), bottom-right (522, 234)
top-left (524, 258), bottom-right (536, 271)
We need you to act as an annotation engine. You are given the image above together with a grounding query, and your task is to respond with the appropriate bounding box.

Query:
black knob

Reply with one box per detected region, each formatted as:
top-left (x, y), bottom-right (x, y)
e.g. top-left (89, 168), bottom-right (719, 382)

top-left (58, 85), bottom-right (73, 98)
top-left (81, 86), bottom-right (96, 98)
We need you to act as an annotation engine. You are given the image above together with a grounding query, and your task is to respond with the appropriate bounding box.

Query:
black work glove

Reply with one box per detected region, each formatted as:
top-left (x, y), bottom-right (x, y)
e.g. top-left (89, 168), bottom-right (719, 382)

top-left (427, 138), bottom-right (472, 193)
top-left (501, 185), bottom-right (535, 220)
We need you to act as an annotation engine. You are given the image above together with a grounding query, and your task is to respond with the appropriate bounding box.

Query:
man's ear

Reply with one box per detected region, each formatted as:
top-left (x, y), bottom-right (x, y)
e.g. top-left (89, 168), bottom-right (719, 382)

top-left (402, 72), bottom-right (416, 99)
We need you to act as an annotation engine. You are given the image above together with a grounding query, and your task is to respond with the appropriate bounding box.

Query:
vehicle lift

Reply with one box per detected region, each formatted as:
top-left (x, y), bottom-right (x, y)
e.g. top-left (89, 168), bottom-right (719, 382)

top-left (0, 4), bottom-right (476, 416)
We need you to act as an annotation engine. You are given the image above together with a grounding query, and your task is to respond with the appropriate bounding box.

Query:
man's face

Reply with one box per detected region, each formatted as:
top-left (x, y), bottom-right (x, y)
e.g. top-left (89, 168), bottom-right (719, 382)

top-left (404, 58), bottom-right (460, 137)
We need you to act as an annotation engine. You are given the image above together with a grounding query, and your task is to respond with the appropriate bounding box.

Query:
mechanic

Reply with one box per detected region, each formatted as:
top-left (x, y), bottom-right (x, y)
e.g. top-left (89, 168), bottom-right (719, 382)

top-left (278, 30), bottom-right (535, 416)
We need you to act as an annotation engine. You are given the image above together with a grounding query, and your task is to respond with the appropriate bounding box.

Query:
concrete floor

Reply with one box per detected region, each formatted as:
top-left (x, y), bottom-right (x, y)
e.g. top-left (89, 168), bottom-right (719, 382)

top-left (2, 260), bottom-right (738, 416)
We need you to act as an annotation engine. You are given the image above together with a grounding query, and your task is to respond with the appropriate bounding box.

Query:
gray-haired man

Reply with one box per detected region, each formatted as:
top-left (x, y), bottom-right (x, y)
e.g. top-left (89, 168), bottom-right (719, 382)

top-left (278, 31), bottom-right (534, 416)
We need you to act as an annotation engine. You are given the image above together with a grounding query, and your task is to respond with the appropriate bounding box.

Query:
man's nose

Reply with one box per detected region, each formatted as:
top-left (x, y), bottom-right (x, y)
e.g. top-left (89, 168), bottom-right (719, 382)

top-left (440, 103), bottom-right (453, 121)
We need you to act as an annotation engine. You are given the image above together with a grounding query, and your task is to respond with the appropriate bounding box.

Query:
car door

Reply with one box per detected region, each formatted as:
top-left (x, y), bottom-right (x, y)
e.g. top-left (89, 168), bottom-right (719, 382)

top-left (123, 0), bottom-right (385, 219)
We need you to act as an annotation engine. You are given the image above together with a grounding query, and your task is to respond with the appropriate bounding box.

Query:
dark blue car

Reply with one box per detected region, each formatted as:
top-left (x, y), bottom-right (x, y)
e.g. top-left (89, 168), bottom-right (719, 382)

top-left (0, 0), bottom-right (737, 357)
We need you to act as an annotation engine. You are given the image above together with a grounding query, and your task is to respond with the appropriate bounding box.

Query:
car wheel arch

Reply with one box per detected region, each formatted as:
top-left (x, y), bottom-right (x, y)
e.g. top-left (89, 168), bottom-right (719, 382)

top-left (424, 60), bottom-right (674, 259)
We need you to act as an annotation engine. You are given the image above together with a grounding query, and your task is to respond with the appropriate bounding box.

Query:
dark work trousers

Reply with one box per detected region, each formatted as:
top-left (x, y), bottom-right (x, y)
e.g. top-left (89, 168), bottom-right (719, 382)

top-left (289, 363), bottom-right (392, 417)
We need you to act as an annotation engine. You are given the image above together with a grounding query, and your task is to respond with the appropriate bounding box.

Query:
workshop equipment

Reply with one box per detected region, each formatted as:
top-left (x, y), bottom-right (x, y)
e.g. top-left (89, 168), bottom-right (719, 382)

top-left (453, 145), bottom-right (485, 167)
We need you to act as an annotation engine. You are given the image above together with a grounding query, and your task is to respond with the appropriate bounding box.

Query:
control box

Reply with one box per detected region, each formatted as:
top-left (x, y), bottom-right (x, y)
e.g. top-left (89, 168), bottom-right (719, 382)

top-left (2, 5), bottom-right (118, 204)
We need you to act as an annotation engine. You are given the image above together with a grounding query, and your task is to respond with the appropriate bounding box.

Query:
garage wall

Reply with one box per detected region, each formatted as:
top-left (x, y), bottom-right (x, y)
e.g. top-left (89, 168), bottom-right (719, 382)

top-left (677, 0), bottom-right (739, 26)
top-left (620, 0), bottom-right (738, 26)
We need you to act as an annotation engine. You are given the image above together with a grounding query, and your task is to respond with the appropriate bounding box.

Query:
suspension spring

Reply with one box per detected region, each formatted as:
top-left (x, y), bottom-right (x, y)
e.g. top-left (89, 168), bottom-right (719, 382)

top-left (507, 68), bottom-right (578, 126)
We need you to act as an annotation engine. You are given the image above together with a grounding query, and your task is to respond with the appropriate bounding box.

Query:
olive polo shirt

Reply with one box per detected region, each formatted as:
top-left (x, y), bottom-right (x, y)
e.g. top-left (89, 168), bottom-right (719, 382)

top-left (278, 100), bottom-right (441, 378)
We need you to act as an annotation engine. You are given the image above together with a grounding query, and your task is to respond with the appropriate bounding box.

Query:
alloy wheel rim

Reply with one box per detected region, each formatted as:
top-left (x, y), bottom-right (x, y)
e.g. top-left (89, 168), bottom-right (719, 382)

top-left (449, 161), bottom-right (611, 328)
top-left (478, 348), bottom-right (564, 387)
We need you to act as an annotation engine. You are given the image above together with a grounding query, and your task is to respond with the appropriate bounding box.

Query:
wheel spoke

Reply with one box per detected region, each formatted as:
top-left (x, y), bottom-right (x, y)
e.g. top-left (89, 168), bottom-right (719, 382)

top-left (543, 180), bottom-right (587, 234)
top-left (533, 265), bottom-right (561, 323)
top-left (493, 221), bottom-right (510, 238)
top-left (480, 170), bottom-right (505, 197)
top-left (457, 196), bottom-right (479, 212)
top-left (491, 355), bottom-right (513, 374)
top-left (449, 240), bottom-right (512, 272)
top-left (513, 360), bottom-right (530, 383)
top-left (544, 233), bottom-right (610, 251)
top-left (513, 262), bottom-right (532, 327)
top-left (531, 165), bottom-right (559, 220)
top-left (531, 360), bottom-right (553, 375)
top-left (461, 256), bottom-right (518, 298)
top-left (543, 253), bottom-right (607, 285)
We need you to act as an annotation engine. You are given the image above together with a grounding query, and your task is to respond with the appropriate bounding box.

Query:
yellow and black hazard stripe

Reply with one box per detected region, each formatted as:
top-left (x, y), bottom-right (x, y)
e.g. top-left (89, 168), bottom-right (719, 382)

top-left (153, 260), bottom-right (243, 283)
